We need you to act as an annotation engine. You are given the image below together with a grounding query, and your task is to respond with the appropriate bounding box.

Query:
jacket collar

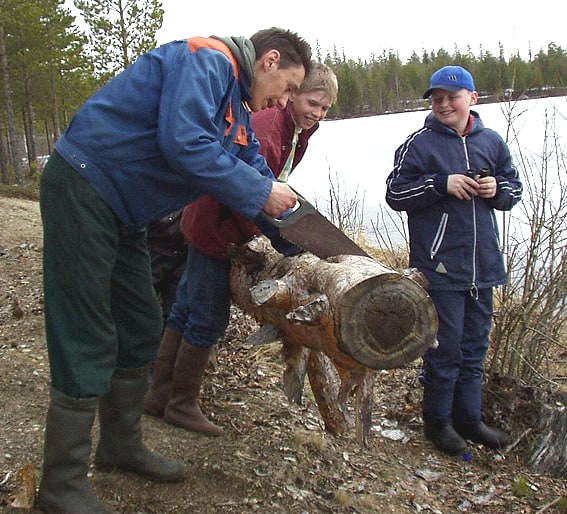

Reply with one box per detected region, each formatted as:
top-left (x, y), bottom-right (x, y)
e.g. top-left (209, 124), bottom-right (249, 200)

top-left (211, 36), bottom-right (255, 98)
top-left (425, 109), bottom-right (483, 136)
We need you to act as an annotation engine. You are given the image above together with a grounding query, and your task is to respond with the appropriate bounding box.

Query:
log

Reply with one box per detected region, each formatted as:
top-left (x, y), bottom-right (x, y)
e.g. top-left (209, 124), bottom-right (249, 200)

top-left (230, 236), bottom-right (438, 370)
top-left (229, 236), bottom-right (438, 443)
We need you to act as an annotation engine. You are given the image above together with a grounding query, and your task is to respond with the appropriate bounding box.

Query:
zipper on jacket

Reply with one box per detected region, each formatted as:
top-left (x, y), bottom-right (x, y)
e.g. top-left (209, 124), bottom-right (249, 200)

top-left (470, 194), bottom-right (479, 296)
top-left (470, 283), bottom-right (479, 299)
top-left (462, 136), bottom-right (479, 294)
top-left (430, 212), bottom-right (448, 260)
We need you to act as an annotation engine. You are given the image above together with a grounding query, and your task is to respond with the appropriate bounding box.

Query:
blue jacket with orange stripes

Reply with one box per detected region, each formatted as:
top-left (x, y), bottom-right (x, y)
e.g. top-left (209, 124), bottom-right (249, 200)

top-left (385, 110), bottom-right (523, 292)
top-left (54, 37), bottom-right (274, 229)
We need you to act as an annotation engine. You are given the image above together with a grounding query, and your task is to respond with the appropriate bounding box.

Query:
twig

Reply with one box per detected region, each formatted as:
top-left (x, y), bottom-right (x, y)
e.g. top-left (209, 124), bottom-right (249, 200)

top-left (503, 427), bottom-right (532, 455)
top-left (535, 496), bottom-right (563, 513)
top-left (0, 471), bottom-right (11, 486)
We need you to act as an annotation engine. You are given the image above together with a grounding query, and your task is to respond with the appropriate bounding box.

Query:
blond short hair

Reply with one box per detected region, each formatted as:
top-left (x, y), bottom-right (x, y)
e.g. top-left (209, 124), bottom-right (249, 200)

top-left (297, 62), bottom-right (338, 104)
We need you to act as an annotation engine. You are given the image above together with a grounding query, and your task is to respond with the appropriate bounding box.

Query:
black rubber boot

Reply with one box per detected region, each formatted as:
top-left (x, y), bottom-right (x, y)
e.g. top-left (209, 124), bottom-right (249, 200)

top-left (95, 367), bottom-right (185, 482)
top-left (454, 421), bottom-right (510, 450)
top-left (423, 421), bottom-right (468, 455)
top-left (38, 388), bottom-right (112, 514)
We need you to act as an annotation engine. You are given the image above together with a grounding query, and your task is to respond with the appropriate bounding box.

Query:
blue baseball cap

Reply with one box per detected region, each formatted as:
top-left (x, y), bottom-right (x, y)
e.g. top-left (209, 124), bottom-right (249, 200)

top-left (422, 66), bottom-right (476, 99)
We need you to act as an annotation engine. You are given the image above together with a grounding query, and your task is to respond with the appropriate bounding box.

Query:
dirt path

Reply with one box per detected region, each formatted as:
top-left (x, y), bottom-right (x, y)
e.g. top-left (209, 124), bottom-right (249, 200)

top-left (0, 195), bottom-right (564, 513)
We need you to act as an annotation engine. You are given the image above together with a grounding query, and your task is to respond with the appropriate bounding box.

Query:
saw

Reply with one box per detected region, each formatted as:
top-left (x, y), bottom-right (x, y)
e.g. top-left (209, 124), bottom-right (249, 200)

top-left (261, 194), bottom-right (370, 259)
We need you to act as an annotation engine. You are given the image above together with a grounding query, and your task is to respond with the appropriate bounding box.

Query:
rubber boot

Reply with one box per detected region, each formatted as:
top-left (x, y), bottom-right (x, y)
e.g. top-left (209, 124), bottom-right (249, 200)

top-left (453, 421), bottom-right (510, 450)
top-left (38, 388), bottom-right (112, 514)
top-left (95, 367), bottom-right (185, 482)
top-left (423, 420), bottom-right (468, 455)
top-left (144, 328), bottom-right (183, 416)
top-left (164, 342), bottom-right (224, 436)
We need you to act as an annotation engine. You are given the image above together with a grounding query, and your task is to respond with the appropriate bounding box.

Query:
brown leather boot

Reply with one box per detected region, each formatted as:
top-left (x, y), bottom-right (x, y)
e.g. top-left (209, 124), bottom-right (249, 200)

top-left (144, 328), bottom-right (182, 417)
top-left (164, 342), bottom-right (224, 436)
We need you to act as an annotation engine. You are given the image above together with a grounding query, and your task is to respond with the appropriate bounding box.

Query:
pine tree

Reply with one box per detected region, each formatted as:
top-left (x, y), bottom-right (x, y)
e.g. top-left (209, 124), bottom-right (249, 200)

top-left (74, 0), bottom-right (164, 79)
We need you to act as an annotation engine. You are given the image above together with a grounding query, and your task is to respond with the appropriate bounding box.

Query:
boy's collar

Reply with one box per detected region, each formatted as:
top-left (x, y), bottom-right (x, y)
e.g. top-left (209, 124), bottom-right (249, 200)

top-left (461, 113), bottom-right (475, 136)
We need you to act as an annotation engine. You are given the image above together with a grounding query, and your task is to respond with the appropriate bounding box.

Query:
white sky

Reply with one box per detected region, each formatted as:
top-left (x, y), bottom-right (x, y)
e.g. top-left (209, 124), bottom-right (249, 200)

top-left (156, 0), bottom-right (565, 62)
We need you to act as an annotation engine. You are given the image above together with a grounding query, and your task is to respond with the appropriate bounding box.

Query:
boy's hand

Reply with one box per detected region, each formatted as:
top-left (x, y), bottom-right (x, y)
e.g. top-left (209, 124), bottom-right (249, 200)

top-left (476, 176), bottom-right (497, 198)
top-left (263, 182), bottom-right (297, 217)
top-left (448, 174), bottom-right (497, 200)
top-left (447, 174), bottom-right (479, 201)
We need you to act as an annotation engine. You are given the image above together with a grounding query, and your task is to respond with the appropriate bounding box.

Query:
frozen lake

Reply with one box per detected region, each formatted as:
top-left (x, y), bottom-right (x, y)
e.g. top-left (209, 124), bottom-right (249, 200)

top-left (287, 96), bottom-right (567, 247)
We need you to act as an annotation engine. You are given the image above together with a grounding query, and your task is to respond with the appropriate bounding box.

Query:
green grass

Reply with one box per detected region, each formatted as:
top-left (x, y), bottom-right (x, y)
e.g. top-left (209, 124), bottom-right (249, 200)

top-left (0, 183), bottom-right (40, 201)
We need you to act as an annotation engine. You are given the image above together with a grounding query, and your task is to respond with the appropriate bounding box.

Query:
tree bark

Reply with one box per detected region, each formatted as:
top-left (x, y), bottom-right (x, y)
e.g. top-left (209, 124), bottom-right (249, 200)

top-left (0, 123), bottom-right (9, 184)
top-left (230, 236), bottom-right (438, 444)
top-left (0, 24), bottom-right (24, 184)
top-left (529, 402), bottom-right (567, 478)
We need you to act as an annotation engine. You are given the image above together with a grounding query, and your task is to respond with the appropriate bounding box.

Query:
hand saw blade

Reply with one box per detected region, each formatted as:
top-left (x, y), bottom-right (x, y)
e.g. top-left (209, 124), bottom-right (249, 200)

top-left (261, 195), bottom-right (370, 259)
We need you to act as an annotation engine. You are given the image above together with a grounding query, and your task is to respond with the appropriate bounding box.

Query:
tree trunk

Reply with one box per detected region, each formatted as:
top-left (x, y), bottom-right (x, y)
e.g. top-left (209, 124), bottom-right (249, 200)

top-left (48, 66), bottom-right (61, 142)
top-left (486, 374), bottom-right (566, 478)
top-left (0, 123), bottom-right (9, 184)
top-left (0, 24), bottom-right (24, 184)
top-left (23, 69), bottom-right (38, 178)
top-left (229, 236), bottom-right (438, 444)
top-left (529, 402), bottom-right (567, 478)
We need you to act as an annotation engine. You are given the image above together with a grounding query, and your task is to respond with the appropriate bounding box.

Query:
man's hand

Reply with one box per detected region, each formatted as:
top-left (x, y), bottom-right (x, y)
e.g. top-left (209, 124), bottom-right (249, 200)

top-left (263, 182), bottom-right (297, 217)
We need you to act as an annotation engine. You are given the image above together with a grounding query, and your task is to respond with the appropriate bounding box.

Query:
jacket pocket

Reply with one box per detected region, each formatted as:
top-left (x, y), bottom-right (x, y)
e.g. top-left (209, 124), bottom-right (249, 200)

top-left (430, 212), bottom-right (448, 260)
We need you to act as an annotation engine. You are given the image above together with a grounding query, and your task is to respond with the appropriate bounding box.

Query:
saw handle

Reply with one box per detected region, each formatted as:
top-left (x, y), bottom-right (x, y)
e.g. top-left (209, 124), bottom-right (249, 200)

top-left (259, 194), bottom-right (316, 228)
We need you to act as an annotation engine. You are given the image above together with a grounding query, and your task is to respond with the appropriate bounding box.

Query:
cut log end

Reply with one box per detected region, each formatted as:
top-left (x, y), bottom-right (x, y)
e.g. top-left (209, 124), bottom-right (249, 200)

top-left (338, 274), bottom-right (438, 369)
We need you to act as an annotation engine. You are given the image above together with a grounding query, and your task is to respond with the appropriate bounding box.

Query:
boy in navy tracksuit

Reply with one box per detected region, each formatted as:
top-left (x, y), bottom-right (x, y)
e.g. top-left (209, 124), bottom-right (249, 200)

top-left (386, 66), bottom-right (523, 455)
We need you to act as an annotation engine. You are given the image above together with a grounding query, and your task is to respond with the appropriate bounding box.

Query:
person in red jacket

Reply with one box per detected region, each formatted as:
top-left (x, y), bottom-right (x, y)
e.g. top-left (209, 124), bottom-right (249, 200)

top-left (146, 209), bottom-right (188, 326)
top-left (144, 63), bottom-right (338, 435)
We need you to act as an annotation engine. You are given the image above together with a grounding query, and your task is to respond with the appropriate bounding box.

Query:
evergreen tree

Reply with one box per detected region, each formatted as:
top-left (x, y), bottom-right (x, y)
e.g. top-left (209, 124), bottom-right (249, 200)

top-left (0, 1), bottom-right (25, 183)
top-left (0, 0), bottom-right (93, 182)
top-left (73, 0), bottom-right (163, 79)
top-left (334, 62), bottom-right (360, 116)
top-left (2, 3), bottom-right (567, 185)
top-left (41, 0), bottom-right (94, 142)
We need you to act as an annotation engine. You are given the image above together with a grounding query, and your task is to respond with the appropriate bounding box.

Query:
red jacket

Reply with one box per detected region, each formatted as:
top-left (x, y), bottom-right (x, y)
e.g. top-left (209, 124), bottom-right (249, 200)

top-left (181, 103), bottom-right (319, 259)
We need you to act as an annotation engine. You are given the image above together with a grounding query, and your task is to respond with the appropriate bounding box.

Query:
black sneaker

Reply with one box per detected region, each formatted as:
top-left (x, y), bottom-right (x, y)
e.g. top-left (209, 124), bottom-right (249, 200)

top-left (423, 421), bottom-right (468, 455)
top-left (454, 421), bottom-right (510, 450)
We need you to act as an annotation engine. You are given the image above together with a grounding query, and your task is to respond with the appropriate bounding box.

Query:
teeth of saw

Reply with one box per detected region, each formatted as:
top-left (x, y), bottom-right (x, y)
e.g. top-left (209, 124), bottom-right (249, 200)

top-left (282, 235), bottom-right (308, 253)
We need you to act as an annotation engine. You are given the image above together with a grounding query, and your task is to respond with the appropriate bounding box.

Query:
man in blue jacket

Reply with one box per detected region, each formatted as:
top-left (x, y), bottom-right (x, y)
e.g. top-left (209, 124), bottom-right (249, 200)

top-left (38, 28), bottom-right (311, 514)
top-left (386, 66), bottom-right (522, 456)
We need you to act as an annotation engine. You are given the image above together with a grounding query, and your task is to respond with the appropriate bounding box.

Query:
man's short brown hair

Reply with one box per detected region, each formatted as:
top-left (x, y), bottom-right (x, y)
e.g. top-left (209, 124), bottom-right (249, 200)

top-left (251, 28), bottom-right (311, 75)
